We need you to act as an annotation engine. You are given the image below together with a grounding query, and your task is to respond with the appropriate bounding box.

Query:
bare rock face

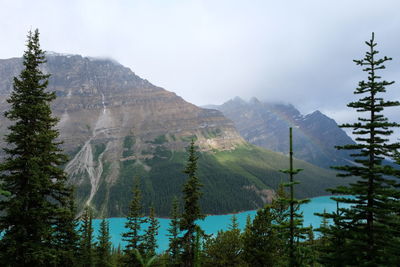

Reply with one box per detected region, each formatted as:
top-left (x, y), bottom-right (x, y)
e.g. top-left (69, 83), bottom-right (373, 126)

top-left (0, 54), bottom-right (346, 217)
top-left (0, 53), bottom-right (246, 215)
top-left (206, 97), bottom-right (356, 168)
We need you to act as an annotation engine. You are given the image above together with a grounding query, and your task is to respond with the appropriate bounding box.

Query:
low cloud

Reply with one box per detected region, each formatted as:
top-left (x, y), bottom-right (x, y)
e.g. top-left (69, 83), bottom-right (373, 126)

top-left (1, 0), bottom-right (400, 137)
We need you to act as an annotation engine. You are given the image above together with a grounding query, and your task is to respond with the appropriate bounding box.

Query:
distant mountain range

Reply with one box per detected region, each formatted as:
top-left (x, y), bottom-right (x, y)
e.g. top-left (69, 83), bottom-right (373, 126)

top-left (205, 97), bottom-right (355, 168)
top-left (0, 54), bottom-right (345, 217)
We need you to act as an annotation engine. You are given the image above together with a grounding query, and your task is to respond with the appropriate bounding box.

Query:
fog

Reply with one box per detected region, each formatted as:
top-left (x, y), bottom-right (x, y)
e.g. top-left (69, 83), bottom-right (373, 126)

top-left (1, 0), bottom-right (400, 127)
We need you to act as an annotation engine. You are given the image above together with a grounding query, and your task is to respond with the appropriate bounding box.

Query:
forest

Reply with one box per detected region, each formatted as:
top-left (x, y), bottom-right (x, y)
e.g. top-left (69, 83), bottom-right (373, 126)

top-left (0, 29), bottom-right (399, 267)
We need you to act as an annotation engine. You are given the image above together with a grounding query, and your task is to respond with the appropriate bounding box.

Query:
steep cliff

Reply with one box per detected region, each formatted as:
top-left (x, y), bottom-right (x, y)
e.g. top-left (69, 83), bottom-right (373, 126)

top-left (206, 97), bottom-right (356, 168)
top-left (0, 54), bottom-right (342, 217)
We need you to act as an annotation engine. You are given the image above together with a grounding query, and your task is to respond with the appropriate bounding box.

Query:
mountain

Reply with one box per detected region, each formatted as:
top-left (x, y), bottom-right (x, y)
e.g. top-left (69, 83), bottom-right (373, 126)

top-left (205, 97), bottom-right (356, 168)
top-left (0, 54), bottom-right (343, 217)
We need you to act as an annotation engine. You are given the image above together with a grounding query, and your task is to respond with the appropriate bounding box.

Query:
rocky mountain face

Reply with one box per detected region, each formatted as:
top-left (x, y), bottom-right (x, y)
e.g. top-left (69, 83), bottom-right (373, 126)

top-left (206, 97), bottom-right (356, 168)
top-left (0, 54), bottom-right (247, 214)
top-left (0, 54), bottom-right (344, 217)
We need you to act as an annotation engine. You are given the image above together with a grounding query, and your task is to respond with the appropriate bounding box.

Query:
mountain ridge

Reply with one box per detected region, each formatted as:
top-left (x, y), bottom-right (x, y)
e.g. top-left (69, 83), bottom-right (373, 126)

top-left (205, 96), bottom-right (356, 168)
top-left (0, 54), bottom-right (345, 217)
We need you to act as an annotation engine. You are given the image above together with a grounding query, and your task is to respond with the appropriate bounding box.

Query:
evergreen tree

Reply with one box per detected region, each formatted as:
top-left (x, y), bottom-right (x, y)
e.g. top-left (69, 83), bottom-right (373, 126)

top-left (132, 249), bottom-right (158, 267)
top-left (96, 219), bottom-right (112, 267)
top-left (326, 32), bottom-right (400, 265)
top-left (229, 214), bottom-right (239, 231)
top-left (279, 127), bottom-right (309, 267)
top-left (244, 214), bottom-right (252, 236)
top-left (122, 177), bottom-right (147, 266)
top-left (142, 206), bottom-right (160, 257)
top-left (111, 245), bottom-right (125, 267)
top-left (180, 139), bottom-right (205, 267)
top-left (53, 191), bottom-right (80, 267)
top-left (316, 203), bottom-right (349, 267)
top-left (0, 29), bottom-right (76, 266)
top-left (167, 196), bottom-right (181, 266)
top-left (79, 206), bottom-right (95, 267)
top-left (203, 215), bottom-right (244, 266)
top-left (242, 207), bottom-right (281, 266)
top-left (297, 225), bottom-right (317, 267)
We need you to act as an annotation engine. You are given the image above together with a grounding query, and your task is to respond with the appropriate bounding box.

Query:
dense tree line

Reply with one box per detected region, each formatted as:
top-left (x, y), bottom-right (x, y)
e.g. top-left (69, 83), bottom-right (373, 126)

top-left (1, 30), bottom-right (400, 266)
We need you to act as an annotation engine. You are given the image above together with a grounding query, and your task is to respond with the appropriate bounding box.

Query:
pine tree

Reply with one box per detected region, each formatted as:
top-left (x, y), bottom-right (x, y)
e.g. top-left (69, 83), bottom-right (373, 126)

top-left (242, 207), bottom-right (281, 266)
top-left (297, 225), bottom-right (317, 267)
top-left (167, 196), bottom-right (181, 266)
top-left (180, 139), bottom-right (205, 267)
top-left (122, 177), bottom-right (147, 266)
top-left (96, 219), bottom-right (112, 267)
top-left (279, 127), bottom-right (310, 267)
top-left (0, 29), bottom-right (76, 266)
top-left (79, 206), bottom-right (95, 267)
top-left (244, 214), bottom-right (252, 236)
top-left (326, 32), bottom-right (400, 265)
top-left (269, 184), bottom-right (291, 265)
top-left (316, 203), bottom-right (349, 266)
top-left (203, 215), bottom-right (244, 266)
top-left (53, 191), bottom-right (80, 267)
top-left (111, 245), bottom-right (125, 267)
top-left (228, 214), bottom-right (239, 231)
top-left (142, 206), bottom-right (160, 257)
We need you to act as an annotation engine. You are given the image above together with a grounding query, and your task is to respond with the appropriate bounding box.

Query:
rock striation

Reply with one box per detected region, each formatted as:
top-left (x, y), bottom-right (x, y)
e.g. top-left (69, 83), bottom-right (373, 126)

top-left (0, 55), bottom-right (344, 217)
top-left (0, 53), bottom-right (246, 215)
top-left (206, 97), bottom-right (356, 168)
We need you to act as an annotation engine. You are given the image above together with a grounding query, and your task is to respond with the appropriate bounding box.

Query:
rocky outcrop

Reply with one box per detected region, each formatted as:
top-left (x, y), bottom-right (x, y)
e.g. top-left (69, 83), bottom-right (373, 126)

top-left (0, 55), bottom-right (346, 217)
top-left (0, 53), bottom-right (245, 215)
top-left (206, 97), bottom-right (356, 168)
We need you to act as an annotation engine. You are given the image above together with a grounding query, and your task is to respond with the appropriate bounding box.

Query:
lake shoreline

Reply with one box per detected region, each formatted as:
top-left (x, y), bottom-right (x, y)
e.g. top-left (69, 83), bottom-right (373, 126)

top-left (100, 194), bottom-right (347, 220)
top-left (92, 195), bottom-right (352, 252)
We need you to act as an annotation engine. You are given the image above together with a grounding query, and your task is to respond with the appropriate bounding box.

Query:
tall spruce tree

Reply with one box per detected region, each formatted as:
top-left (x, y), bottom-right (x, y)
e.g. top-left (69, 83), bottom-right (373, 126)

top-left (122, 177), bottom-right (147, 266)
top-left (53, 191), bottom-right (80, 267)
top-left (325, 32), bottom-right (400, 265)
top-left (316, 203), bottom-right (349, 266)
top-left (203, 215), bottom-right (244, 266)
top-left (269, 184), bottom-right (290, 265)
top-left (279, 127), bottom-right (309, 267)
top-left (79, 206), bottom-right (95, 267)
top-left (142, 206), bottom-right (160, 257)
top-left (180, 139), bottom-right (205, 267)
top-left (96, 219), bottom-right (112, 267)
top-left (0, 29), bottom-right (76, 266)
top-left (242, 207), bottom-right (281, 266)
top-left (167, 196), bottom-right (181, 266)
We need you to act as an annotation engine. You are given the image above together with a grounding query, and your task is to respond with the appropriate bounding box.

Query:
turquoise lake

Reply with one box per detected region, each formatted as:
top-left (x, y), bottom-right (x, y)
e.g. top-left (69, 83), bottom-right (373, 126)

top-left (92, 195), bottom-right (348, 252)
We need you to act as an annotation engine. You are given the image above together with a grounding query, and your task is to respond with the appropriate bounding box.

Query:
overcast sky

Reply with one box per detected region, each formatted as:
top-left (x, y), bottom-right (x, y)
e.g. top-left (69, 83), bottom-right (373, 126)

top-left (1, 0), bottom-right (400, 129)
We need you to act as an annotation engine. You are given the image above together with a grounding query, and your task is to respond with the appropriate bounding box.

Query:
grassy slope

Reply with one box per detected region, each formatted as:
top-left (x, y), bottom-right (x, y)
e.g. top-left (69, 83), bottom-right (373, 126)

top-left (89, 144), bottom-right (343, 217)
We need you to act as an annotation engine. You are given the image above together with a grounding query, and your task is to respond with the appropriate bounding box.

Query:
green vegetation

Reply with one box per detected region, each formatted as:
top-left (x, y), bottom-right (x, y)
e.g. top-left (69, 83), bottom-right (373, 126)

top-left (123, 136), bottom-right (136, 157)
top-left (1, 29), bottom-right (400, 266)
top-left (96, 219), bottom-right (113, 267)
top-left (142, 206), bottom-right (159, 257)
top-left (167, 197), bottom-right (181, 265)
top-left (0, 29), bottom-right (78, 266)
top-left (84, 142), bottom-right (342, 217)
top-left (181, 135), bottom-right (198, 142)
top-left (94, 143), bottom-right (106, 162)
top-left (279, 127), bottom-right (310, 266)
top-left (202, 128), bottom-right (222, 139)
top-left (79, 207), bottom-right (95, 267)
top-left (318, 32), bottom-right (400, 266)
top-left (180, 140), bottom-right (205, 267)
top-left (151, 134), bottom-right (168, 144)
top-left (122, 177), bottom-right (148, 265)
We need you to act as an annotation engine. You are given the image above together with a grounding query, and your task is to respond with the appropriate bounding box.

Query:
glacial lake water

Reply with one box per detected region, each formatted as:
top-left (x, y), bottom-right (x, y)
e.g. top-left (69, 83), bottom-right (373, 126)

top-left (92, 195), bottom-right (350, 252)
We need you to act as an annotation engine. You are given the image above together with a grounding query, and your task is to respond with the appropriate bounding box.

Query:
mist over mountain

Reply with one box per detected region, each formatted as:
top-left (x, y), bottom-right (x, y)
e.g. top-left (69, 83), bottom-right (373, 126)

top-left (205, 97), bottom-right (356, 168)
top-left (0, 54), bottom-right (345, 217)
